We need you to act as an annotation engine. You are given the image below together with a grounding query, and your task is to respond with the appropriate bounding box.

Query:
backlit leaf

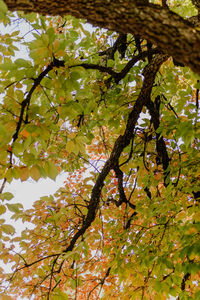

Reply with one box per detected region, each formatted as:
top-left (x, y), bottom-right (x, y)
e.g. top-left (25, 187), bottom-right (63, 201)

top-left (1, 224), bottom-right (15, 235)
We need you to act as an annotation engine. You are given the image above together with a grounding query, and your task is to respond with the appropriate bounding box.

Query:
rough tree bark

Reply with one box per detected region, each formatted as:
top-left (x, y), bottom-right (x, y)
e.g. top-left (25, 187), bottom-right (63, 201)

top-left (3, 0), bottom-right (200, 76)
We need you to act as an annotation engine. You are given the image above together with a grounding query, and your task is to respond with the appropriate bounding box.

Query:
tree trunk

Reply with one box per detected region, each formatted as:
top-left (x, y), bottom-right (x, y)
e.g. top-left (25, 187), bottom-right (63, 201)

top-left (4, 0), bottom-right (200, 76)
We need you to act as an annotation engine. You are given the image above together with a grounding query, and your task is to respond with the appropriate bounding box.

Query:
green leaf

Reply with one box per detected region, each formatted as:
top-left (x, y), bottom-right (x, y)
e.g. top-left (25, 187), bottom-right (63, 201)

top-left (0, 62), bottom-right (17, 71)
top-left (65, 140), bottom-right (75, 153)
top-left (46, 27), bottom-right (56, 43)
top-left (107, 59), bottom-right (115, 67)
top-left (45, 161), bottom-right (58, 180)
top-left (6, 203), bottom-right (23, 213)
top-left (0, 192), bottom-right (14, 201)
top-left (70, 30), bottom-right (79, 41)
top-left (51, 291), bottom-right (68, 300)
top-left (14, 58), bottom-right (32, 68)
top-left (70, 279), bottom-right (76, 289)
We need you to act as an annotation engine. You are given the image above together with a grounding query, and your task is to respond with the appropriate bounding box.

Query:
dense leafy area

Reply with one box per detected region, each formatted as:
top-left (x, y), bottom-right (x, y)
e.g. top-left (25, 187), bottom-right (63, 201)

top-left (0, 0), bottom-right (200, 299)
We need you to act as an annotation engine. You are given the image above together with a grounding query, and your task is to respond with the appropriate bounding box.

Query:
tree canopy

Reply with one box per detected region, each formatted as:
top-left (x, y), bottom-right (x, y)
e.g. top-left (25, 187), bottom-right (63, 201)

top-left (0, 0), bottom-right (200, 299)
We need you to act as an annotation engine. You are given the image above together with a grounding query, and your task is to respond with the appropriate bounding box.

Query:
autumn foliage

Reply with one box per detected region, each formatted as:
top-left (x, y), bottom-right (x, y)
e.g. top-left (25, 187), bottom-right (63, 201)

top-left (0, 0), bottom-right (200, 299)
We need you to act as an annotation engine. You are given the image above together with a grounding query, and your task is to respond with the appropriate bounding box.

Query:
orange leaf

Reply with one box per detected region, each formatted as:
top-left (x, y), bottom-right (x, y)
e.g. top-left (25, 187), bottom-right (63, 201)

top-left (19, 166), bottom-right (29, 182)
top-left (21, 129), bottom-right (30, 138)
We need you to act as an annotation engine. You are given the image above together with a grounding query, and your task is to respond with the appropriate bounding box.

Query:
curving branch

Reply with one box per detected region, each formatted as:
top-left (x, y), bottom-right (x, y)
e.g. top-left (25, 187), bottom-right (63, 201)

top-left (72, 48), bottom-right (160, 83)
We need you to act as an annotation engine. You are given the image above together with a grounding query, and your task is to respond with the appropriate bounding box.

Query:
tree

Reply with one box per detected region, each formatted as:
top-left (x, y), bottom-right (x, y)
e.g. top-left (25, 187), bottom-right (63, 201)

top-left (0, 0), bottom-right (200, 299)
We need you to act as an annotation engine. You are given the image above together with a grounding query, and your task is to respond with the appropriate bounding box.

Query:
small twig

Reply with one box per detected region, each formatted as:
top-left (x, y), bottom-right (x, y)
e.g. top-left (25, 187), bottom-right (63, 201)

top-left (47, 256), bottom-right (59, 300)
top-left (79, 156), bottom-right (101, 173)
top-left (87, 267), bottom-right (111, 300)
top-left (14, 253), bottom-right (60, 272)
top-left (162, 94), bottom-right (178, 118)
top-left (0, 178), bottom-right (7, 194)
top-left (196, 79), bottom-right (199, 110)
top-left (119, 137), bottom-right (134, 167)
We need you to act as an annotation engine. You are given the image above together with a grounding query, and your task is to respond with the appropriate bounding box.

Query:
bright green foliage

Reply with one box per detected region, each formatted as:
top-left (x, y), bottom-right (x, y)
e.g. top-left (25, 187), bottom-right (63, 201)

top-left (0, 1), bottom-right (200, 299)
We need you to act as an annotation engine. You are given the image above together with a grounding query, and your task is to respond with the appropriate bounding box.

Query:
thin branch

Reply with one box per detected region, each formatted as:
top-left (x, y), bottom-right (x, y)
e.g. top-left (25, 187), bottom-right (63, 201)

top-left (73, 48), bottom-right (160, 86)
top-left (128, 174), bottom-right (138, 202)
top-left (47, 256), bottom-right (59, 300)
top-left (0, 178), bottom-right (7, 194)
top-left (162, 94), bottom-right (178, 118)
top-left (14, 253), bottom-right (60, 272)
top-left (41, 85), bottom-right (58, 114)
top-left (125, 211), bottom-right (138, 229)
top-left (79, 156), bottom-right (101, 173)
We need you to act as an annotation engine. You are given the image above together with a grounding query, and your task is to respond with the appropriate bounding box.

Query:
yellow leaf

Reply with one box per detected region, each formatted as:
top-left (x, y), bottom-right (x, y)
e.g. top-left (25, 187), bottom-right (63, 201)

top-left (53, 39), bottom-right (60, 52)
top-left (194, 211), bottom-right (200, 222)
top-left (41, 33), bottom-right (49, 46)
top-left (56, 50), bottom-right (66, 57)
top-left (16, 82), bottom-right (23, 89)
top-left (1, 224), bottom-right (15, 235)
top-left (30, 165), bottom-right (41, 181)
top-left (0, 205), bottom-right (6, 215)
top-left (66, 140), bottom-right (75, 154)
top-left (0, 296), bottom-right (14, 300)
top-left (176, 211), bottom-right (187, 221)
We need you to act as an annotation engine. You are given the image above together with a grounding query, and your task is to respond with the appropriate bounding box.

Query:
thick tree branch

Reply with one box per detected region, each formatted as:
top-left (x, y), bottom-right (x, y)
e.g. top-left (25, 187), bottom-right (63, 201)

top-left (4, 0), bottom-right (200, 75)
top-left (63, 53), bottom-right (168, 253)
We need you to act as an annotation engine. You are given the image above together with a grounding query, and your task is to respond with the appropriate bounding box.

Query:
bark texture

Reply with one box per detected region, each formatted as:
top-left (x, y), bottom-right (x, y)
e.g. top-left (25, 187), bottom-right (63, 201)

top-left (4, 0), bottom-right (200, 76)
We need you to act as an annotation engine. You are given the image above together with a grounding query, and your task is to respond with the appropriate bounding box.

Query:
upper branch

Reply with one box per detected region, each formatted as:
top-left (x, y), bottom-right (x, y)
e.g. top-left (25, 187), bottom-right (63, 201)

top-left (12, 60), bottom-right (58, 142)
top-left (4, 0), bottom-right (200, 75)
